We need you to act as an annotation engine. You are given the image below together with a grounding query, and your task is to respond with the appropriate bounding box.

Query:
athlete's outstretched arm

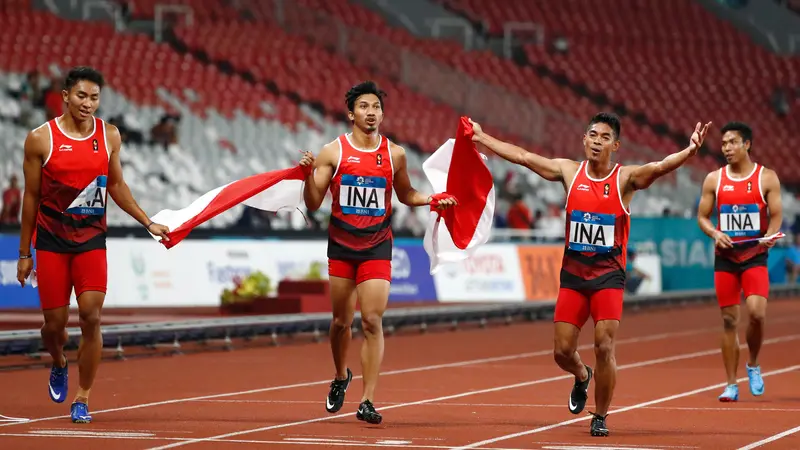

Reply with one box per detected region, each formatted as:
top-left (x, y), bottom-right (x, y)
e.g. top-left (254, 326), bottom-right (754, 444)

top-left (302, 142), bottom-right (337, 212)
top-left (469, 119), bottom-right (575, 182)
top-left (626, 122), bottom-right (710, 191)
top-left (697, 170), bottom-right (732, 249)
top-left (105, 124), bottom-right (169, 239)
top-left (16, 128), bottom-right (47, 285)
top-left (761, 168), bottom-right (783, 248)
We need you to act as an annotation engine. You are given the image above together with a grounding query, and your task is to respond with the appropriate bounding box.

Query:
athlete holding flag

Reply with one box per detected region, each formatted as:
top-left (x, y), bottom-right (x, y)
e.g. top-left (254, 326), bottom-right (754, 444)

top-left (301, 81), bottom-right (457, 424)
top-left (468, 112), bottom-right (710, 436)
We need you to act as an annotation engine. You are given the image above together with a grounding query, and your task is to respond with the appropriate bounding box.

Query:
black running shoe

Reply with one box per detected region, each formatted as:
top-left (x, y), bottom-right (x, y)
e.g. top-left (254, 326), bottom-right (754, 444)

top-left (568, 365), bottom-right (592, 414)
top-left (356, 399), bottom-right (382, 424)
top-left (325, 368), bottom-right (352, 413)
top-left (589, 412), bottom-right (609, 437)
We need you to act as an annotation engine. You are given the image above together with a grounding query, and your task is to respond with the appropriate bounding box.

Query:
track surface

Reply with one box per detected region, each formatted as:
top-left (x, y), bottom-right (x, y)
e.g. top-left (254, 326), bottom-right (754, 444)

top-left (1, 299), bottom-right (799, 450)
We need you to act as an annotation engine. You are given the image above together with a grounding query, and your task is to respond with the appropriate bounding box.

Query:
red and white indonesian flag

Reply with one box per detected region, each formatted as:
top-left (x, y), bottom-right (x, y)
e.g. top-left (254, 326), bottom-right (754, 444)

top-left (423, 117), bottom-right (496, 274)
top-left (148, 166), bottom-right (309, 249)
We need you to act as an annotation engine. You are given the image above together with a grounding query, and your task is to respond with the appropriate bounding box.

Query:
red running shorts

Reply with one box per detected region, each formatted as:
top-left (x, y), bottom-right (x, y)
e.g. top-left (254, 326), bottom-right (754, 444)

top-left (554, 288), bottom-right (624, 328)
top-left (36, 249), bottom-right (107, 310)
top-left (328, 259), bottom-right (392, 285)
top-left (714, 266), bottom-right (769, 309)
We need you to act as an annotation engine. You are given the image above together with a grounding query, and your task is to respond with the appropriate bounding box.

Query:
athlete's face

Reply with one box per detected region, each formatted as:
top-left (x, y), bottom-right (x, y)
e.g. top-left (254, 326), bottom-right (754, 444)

top-left (349, 94), bottom-right (383, 133)
top-left (582, 122), bottom-right (619, 163)
top-left (62, 80), bottom-right (100, 122)
top-left (721, 130), bottom-right (750, 164)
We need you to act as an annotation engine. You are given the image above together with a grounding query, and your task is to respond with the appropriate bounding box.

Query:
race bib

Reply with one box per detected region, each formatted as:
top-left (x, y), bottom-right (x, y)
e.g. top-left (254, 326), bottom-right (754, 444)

top-left (339, 174), bottom-right (387, 217)
top-left (568, 210), bottom-right (615, 253)
top-left (65, 175), bottom-right (107, 216)
top-left (719, 204), bottom-right (760, 238)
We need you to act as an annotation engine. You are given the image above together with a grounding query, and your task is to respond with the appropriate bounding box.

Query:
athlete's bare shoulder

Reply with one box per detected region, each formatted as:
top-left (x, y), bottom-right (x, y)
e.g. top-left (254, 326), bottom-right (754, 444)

top-left (104, 121), bottom-right (122, 148)
top-left (316, 138), bottom-right (340, 168)
top-left (760, 166), bottom-right (781, 191)
top-left (702, 168), bottom-right (721, 189)
top-left (24, 122), bottom-right (51, 159)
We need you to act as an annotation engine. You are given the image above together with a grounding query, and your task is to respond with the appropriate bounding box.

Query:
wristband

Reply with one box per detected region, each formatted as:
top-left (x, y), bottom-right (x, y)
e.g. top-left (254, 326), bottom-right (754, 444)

top-left (19, 253), bottom-right (32, 260)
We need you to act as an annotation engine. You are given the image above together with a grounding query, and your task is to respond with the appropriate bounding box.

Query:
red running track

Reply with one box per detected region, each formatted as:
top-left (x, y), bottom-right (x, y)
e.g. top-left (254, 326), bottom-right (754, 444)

top-left (0, 299), bottom-right (799, 450)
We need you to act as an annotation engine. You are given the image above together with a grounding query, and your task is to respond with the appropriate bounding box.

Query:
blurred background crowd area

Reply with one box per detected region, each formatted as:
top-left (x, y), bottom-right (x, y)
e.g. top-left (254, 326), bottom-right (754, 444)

top-left (1, 0), bottom-right (800, 246)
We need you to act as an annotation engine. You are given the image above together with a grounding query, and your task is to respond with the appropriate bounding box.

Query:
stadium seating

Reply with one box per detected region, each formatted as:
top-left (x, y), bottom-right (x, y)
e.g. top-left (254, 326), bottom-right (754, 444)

top-left (1, 3), bottom-right (797, 227)
top-left (436, 0), bottom-right (800, 183)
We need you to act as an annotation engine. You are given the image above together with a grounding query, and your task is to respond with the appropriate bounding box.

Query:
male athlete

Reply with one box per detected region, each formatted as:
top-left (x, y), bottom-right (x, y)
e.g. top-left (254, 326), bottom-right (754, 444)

top-left (469, 113), bottom-right (709, 436)
top-left (301, 81), bottom-right (456, 424)
top-left (16, 66), bottom-right (170, 423)
top-left (696, 122), bottom-right (782, 402)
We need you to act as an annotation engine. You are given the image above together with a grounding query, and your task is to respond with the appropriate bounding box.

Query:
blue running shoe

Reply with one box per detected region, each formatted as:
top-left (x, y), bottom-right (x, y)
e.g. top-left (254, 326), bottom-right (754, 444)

top-left (48, 358), bottom-right (68, 404)
top-left (747, 364), bottom-right (764, 396)
top-left (718, 384), bottom-right (738, 402)
top-left (70, 402), bottom-right (92, 424)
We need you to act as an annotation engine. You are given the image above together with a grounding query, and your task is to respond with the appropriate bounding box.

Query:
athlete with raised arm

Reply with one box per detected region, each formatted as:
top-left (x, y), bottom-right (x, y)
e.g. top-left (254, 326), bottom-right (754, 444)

top-left (469, 113), bottom-right (709, 436)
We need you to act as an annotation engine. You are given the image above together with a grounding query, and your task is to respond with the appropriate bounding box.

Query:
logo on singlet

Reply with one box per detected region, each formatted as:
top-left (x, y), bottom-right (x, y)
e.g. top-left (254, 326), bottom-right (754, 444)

top-left (568, 210), bottom-right (615, 253)
top-left (719, 204), bottom-right (760, 237)
top-left (65, 175), bottom-right (107, 216)
top-left (339, 174), bottom-right (387, 217)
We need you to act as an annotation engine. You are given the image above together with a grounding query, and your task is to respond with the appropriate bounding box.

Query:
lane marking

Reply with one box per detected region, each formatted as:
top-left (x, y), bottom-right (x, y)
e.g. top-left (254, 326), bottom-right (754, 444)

top-left (736, 424), bottom-right (800, 449)
top-left (453, 364), bottom-right (800, 449)
top-left (0, 321), bottom-right (726, 428)
top-left (145, 334), bottom-right (800, 449)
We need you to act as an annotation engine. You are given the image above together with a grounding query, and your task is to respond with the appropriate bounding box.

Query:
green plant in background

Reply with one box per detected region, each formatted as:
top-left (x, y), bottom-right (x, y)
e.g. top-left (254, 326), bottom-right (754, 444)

top-left (219, 271), bottom-right (273, 304)
top-left (305, 261), bottom-right (324, 280)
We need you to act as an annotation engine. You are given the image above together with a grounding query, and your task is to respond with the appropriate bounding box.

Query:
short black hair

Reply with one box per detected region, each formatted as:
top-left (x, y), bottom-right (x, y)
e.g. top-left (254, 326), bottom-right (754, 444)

top-left (345, 80), bottom-right (386, 113)
top-left (721, 121), bottom-right (753, 151)
top-left (587, 112), bottom-right (621, 140)
top-left (63, 66), bottom-right (105, 92)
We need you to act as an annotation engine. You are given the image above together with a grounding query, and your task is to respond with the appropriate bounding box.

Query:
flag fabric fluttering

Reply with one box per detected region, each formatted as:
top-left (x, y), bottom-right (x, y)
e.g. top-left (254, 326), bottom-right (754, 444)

top-left (422, 116), bottom-right (496, 274)
top-left (148, 166), bottom-right (309, 249)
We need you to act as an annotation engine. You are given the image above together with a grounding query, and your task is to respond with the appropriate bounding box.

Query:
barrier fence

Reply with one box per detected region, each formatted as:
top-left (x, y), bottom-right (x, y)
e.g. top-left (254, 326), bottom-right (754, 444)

top-left (0, 218), bottom-right (795, 309)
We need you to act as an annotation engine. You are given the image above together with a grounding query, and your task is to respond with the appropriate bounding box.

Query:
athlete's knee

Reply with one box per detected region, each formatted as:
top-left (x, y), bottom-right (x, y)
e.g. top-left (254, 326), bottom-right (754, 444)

top-left (721, 312), bottom-right (739, 331)
top-left (593, 332), bottom-right (615, 362)
top-left (360, 311), bottom-right (383, 335)
top-left (78, 307), bottom-right (102, 330)
top-left (553, 333), bottom-right (577, 363)
top-left (331, 313), bottom-right (353, 332)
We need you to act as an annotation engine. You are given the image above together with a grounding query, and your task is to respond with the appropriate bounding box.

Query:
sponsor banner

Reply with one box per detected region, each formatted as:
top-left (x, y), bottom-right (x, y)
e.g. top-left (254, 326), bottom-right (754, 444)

top-left (516, 245), bottom-right (563, 302)
top-left (0, 235), bottom-right (40, 309)
top-left (433, 243), bottom-right (525, 302)
top-left (629, 217), bottom-right (716, 291)
top-left (628, 253), bottom-right (663, 295)
top-left (390, 244), bottom-right (438, 302)
top-left (104, 239), bottom-right (330, 307)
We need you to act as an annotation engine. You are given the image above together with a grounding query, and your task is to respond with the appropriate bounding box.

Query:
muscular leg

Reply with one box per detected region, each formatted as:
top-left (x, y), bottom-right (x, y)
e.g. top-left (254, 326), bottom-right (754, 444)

top-left (356, 278), bottom-right (390, 403)
top-left (745, 295), bottom-right (766, 367)
top-left (593, 319), bottom-right (619, 417)
top-left (329, 276), bottom-right (357, 380)
top-left (74, 291), bottom-right (105, 404)
top-left (720, 305), bottom-right (741, 385)
top-left (41, 307), bottom-right (69, 369)
top-left (553, 322), bottom-right (587, 380)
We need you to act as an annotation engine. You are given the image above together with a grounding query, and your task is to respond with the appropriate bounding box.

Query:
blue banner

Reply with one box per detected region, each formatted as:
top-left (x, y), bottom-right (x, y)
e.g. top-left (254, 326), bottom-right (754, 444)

top-left (629, 217), bottom-right (717, 291)
top-left (0, 234), bottom-right (40, 309)
top-left (390, 243), bottom-right (438, 302)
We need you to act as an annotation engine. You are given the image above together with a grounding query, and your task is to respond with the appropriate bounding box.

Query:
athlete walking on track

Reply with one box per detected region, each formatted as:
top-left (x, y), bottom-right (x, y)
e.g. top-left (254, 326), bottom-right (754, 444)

top-left (696, 122), bottom-right (782, 402)
top-left (15, 66), bottom-right (170, 423)
top-left (468, 113), bottom-right (710, 437)
top-left (300, 81), bottom-right (457, 424)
